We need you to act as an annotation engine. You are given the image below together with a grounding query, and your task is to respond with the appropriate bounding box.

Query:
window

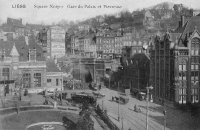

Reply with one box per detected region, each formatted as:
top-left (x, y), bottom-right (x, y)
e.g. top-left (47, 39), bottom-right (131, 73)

top-left (47, 79), bottom-right (51, 83)
top-left (56, 79), bottom-right (59, 86)
top-left (23, 73), bottom-right (31, 88)
top-left (195, 49), bottom-right (199, 55)
top-left (179, 65), bottom-right (182, 71)
top-left (191, 65), bottom-right (194, 70)
top-left (183, 88), bottom-right (186, 94)
top-left (34, 73), bottom-right (41, 87)
top-left (2, 68), bottom-right (9, 80)
top-left (179, 89), bottom-right (182, 95)
top-left (191, 49), bottom-right (194, 55)
top-left (191, 88), bottom-right (199, 103)
top-left (195, 65), bottom-right (199, 70)
top-left (195, 72), bottom-right (199, 80)
top-left (182, 72), bottom-right (186, 80)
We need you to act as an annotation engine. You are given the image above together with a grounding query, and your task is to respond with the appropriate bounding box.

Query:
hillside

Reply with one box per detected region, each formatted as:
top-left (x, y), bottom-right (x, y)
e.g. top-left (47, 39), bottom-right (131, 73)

top-left (147, 2), bottom-right (174, 10)
top-left (65, 2), bottom-right (196, 34)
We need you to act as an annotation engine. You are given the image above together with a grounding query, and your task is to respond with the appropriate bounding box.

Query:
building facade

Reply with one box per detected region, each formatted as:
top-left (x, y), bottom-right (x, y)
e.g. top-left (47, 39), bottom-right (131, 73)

top-left (150, 33), bottom-right (176, 102)
top-left (48, 26), bottom-right (65, 58)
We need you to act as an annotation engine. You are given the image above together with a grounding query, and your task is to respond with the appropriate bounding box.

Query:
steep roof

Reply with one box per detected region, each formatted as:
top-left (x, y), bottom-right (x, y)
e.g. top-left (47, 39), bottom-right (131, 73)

top-left (180, 16), bottom-right (200, 39)
top-left (178, 16), bottom-right (200, 47)
top-left (10, 43), bottom-right (19, 56)
top-left (0, 35), bottom-right (45, 61)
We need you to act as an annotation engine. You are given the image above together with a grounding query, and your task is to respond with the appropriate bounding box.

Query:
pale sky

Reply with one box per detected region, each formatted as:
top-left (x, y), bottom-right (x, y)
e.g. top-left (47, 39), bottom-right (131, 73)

top-left (0, 0), bottom-right (200, 25)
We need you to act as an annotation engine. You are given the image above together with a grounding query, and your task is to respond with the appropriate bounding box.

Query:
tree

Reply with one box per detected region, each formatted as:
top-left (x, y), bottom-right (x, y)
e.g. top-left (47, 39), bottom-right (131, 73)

top-left (76, 108), bottom-right (94, 130)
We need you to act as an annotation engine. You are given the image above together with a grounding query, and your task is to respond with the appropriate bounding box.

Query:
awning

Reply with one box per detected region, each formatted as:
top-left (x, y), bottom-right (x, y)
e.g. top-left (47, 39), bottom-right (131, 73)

top-left (0, 80), bottom-right (15, 84)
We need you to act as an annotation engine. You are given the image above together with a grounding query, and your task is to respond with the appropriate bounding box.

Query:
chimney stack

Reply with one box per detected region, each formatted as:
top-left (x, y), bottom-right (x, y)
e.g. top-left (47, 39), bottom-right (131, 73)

top-left (25, 36), bottom-right (29, 45)
top-left (29, 49), bottom-right (36, 62)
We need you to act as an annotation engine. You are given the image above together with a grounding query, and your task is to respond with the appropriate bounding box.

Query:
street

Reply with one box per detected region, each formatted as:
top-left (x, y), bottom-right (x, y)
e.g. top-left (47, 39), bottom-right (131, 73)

top-left (97, 88), bottom-right (200, 130)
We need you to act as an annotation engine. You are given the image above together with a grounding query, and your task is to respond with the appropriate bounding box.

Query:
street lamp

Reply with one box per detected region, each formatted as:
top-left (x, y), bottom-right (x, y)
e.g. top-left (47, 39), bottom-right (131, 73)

top-left (135, 61), bottom-right (140, 93)
top-left (118, 81), bottom-right (120, 121)
top-left (146, 85), bottom-right (153, 130)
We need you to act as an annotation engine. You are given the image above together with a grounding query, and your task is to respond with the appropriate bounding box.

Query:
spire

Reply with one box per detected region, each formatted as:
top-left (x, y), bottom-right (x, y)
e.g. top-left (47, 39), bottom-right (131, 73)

top-left (10, 43), bottom-right (19, 57)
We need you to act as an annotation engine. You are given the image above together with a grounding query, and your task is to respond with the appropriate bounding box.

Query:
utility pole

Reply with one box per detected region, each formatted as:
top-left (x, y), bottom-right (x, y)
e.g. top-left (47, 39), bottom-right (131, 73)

top-left (146, 87), bottom-right (149, 130)
top-left (164, 104), bottom-right (166, 130)
top-left (146, 86), bottom-right (153, 130)
top-left (136, 61), bottom-right (140, 93)
top-left (60, 73), bottom-right (63, 105)
top-left (118, 81), bottom-right (120, 121)
top-left (121, 116), bottom-right (124, 130)
top-left (73, 63), bottom-right (74, 90)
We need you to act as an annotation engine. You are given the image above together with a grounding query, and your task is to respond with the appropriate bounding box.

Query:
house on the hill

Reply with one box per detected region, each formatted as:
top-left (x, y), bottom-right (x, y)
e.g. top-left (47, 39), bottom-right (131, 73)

top-left (132, 10), bottom-right (154, 27)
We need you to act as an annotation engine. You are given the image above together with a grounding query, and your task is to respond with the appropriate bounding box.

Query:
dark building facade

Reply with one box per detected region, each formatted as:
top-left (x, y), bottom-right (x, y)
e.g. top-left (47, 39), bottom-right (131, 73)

top-left (173, 16), bottom-right (200, 105)
top-left (150, 33), bottom-right (176, 102)
top-left (151, 16), bottom-right (200, 106)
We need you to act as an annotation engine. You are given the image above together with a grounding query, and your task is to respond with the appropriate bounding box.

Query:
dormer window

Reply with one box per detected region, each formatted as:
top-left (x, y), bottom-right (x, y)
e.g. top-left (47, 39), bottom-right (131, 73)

top-left (29, 49), bottom-right (36, 62)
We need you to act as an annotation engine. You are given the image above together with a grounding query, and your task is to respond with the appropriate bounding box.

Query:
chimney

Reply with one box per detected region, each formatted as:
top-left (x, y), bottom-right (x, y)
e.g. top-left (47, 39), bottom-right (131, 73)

top-left (29, 49), bottom-right (36, 62)
top-left (25, 36), bottom-right (29, 45)
top-left (181, 15), bottom-right (185, 27)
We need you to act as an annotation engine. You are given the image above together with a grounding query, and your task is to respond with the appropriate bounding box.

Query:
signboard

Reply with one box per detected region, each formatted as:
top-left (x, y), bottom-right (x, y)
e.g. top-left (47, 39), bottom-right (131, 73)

top-left (0, 80), bottom-right (15, 84)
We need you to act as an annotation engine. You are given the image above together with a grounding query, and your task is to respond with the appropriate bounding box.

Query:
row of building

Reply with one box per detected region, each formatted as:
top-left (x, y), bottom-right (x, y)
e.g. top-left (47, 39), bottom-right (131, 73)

top-left (117, 15), bottom-right (200, 106)
top-left (0, 18), bottom-right (66, 59)
top-left (70, 27), bottom-right (151, 59)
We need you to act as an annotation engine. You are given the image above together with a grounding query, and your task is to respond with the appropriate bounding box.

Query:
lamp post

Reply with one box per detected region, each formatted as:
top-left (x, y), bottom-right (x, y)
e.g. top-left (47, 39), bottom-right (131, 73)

top-left (146, 85), bottom-right (153, 130)
top-left (118, 81), bottom-right (120, 121)
top-left (135, 61), bottom-right (140, 93)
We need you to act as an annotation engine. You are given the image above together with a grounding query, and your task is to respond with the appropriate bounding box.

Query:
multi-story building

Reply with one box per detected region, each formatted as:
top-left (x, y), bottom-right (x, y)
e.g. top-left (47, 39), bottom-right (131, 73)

top-left (150, 15), bottom-right (200, 106)
top-left (114, 34), bottom-right (123, 58)
top-left (47, 26), bottom-right (65, 58)
top-left (6, 18), bottom-right (25, 37)
top-left (83, 34), bottom-right (97, 58)
top-left (174, 16), bottom-right (200, 105)
top-left (150, 33), bottom-right (177, 103)
top-left (96, 31), bottom-right (116, 59)
top-left (0, 35), bottom-right (46, 94)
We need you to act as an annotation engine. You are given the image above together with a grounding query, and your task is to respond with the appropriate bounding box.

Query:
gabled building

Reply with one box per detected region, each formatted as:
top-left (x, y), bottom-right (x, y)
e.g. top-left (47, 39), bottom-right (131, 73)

top-left (174, 16), bottom-right (200, 105)
top-left (0, 35), bottom-right (46, 95)
top-left (150, 15), bottom-right (200, 106)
